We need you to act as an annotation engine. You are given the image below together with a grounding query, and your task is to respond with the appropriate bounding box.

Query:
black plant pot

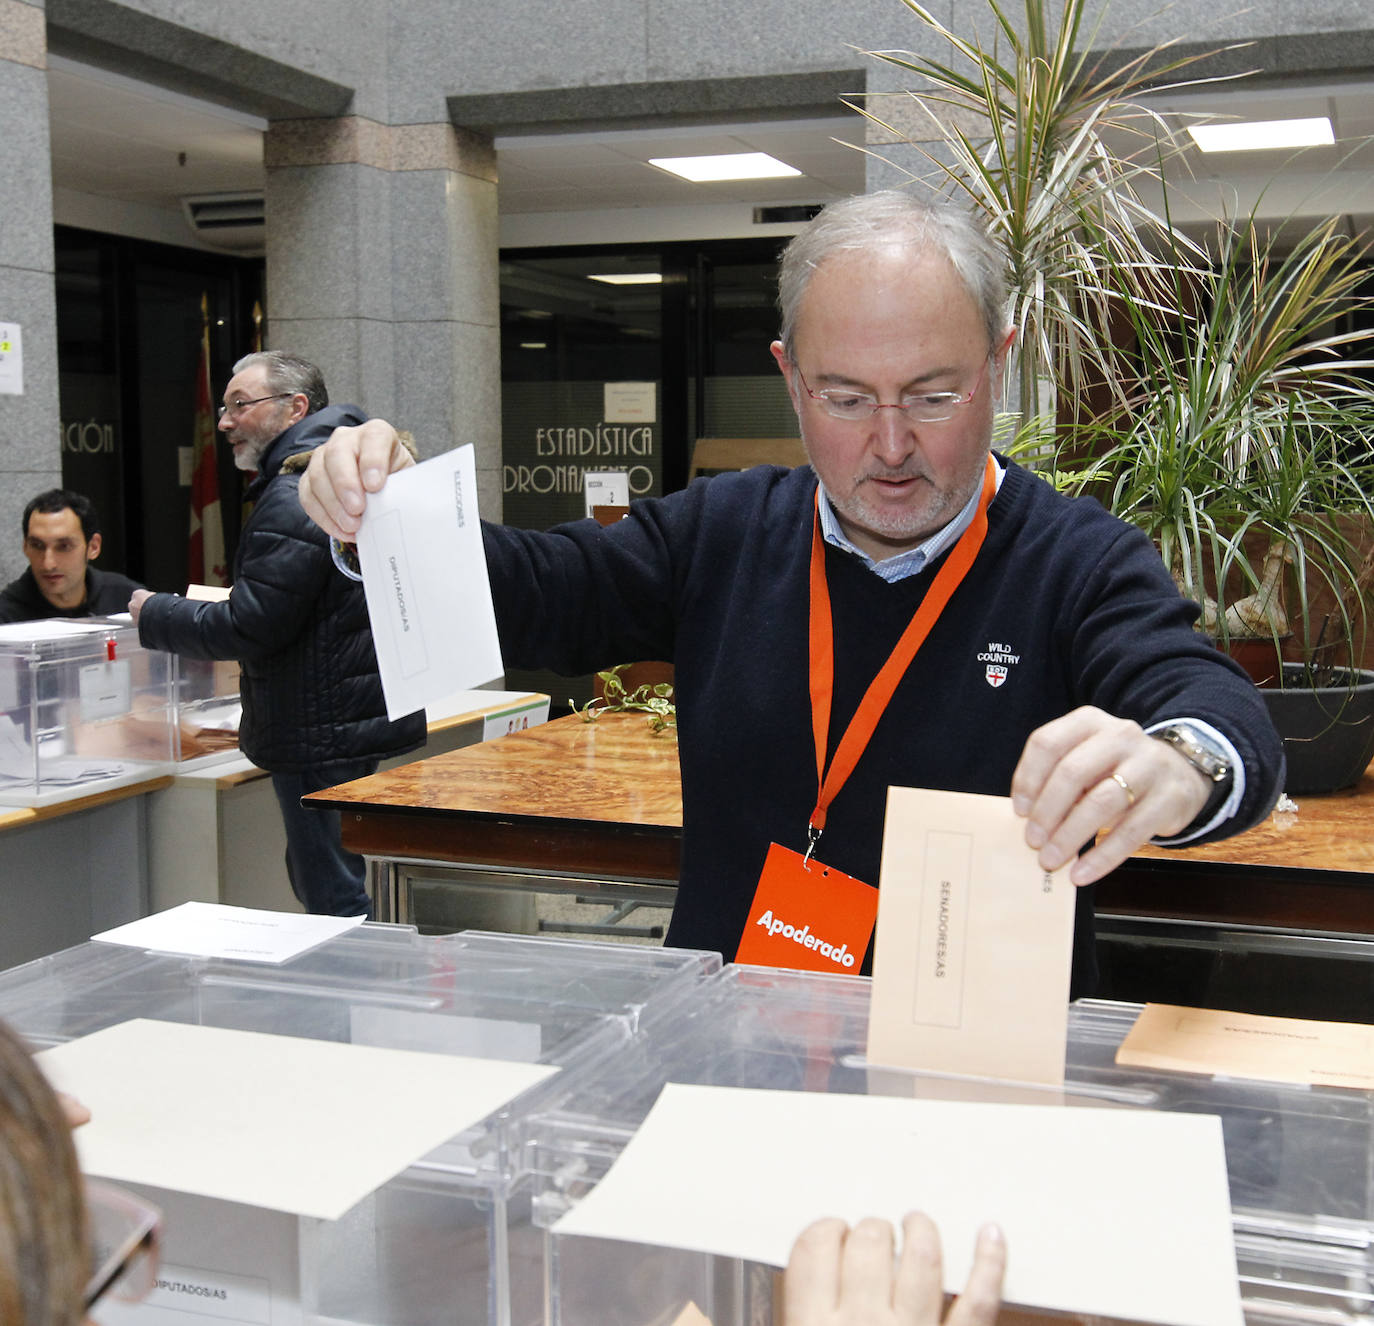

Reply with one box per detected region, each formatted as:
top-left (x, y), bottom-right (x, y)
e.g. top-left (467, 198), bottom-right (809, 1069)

top-left (1260, 664), bottom-right (1374, 795)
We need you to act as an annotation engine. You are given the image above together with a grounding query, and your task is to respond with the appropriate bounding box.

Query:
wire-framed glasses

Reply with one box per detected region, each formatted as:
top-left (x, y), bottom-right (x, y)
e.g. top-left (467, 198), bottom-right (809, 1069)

top-left (216, 392), bottom-right (293, 421)
top-left (84, 1179), bottom-right (162, 1311)
top-left (792, 357), bottom-right (993, 424)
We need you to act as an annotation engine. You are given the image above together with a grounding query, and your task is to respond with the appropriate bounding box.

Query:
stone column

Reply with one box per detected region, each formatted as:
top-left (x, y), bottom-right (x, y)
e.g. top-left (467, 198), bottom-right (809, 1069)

top-left (0, 0), bottom-right (61, 580)
top-left (263, 117), bottom-right (503, 518)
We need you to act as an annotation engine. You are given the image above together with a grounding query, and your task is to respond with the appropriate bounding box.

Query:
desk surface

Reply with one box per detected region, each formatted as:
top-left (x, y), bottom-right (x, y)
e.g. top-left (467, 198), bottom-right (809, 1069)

top-left (309, 711), bottom-right (682, 881)
top-left (1130, 762), bottom-right (1374, 876)
top-left (1097, 759), bottom-right (1374, 935)
top-left (311, 710), bottom-right (681, 828)
top-left (312, 714), bottom-right (1374, 931)
top-left (0, 773), bottom-right (175, 833)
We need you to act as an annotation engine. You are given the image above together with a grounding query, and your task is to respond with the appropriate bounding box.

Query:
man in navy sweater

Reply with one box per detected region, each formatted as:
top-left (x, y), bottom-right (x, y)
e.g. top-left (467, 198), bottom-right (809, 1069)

top-left (299, 192), bottom-right (1283, 994)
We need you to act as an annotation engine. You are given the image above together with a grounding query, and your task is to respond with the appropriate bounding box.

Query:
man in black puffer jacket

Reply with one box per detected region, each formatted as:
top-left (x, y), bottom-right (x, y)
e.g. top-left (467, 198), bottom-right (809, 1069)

top-left (132, 351), bottom-right (424, 916)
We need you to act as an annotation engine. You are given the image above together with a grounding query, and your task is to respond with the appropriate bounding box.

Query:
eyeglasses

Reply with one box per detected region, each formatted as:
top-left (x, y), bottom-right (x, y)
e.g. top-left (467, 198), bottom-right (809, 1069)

top-left (217, 392), bottom-right (293, 421)
top-left (792, 357), bottom-right (994, 424)
top-left (84, 1179), bottom-right (162, 1311)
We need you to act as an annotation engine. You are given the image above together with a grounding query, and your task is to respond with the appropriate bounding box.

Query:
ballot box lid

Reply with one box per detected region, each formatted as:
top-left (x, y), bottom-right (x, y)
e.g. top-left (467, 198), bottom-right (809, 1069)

top-left (525, 963), bottom-right (1374, 1326)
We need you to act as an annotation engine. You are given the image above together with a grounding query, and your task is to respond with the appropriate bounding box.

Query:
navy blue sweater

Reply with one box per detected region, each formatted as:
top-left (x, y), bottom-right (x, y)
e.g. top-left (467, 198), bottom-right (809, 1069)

top-left (485, 459), bottom-right (1284, 994)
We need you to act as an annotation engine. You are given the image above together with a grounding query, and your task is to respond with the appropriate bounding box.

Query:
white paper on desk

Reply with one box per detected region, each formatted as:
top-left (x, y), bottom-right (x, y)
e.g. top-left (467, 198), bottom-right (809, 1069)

top-left (553, 1082), bottom-right (1242, 1326)
top-left (37, 1019), bottom-right (558, 1220)
top-left (868, 787), bottom-right (1076, 1085)
top-left (90, 901), bottom-right (365, 963)
top-left (356, 442), bottom-right (503, 720)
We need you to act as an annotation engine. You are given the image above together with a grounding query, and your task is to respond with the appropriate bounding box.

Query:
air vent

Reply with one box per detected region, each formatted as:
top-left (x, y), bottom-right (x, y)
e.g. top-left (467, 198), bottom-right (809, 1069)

top-left (753, 204), bottom-right (825, 225)
top-left (181, 193), bottom-right (266, 252)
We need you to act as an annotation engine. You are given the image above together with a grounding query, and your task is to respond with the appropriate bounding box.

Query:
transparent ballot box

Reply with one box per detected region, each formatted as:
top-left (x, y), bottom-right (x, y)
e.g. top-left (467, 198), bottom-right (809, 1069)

top-left (529, 965), bottom-right (1374, 1326)
top-left (172, 655), bottom-right (241, 760)
top-left (0, 618), bottom-right (176, 803)
top-left (0, 926), bottom-right (719, 1325)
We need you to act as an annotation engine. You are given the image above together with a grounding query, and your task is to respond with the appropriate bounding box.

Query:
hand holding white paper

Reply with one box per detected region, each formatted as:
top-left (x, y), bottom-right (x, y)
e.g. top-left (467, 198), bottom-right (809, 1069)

top-left (355, 443), bottom-right (504, 719)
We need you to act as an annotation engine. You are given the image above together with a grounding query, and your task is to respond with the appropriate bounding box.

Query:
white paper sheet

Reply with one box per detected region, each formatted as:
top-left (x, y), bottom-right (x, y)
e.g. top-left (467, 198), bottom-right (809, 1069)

top-left (0, 619), bottom-right (113, 641)
top-left (37, 1019), bottom-right (559, 1221)
top-left (552, 1082), bottom-right (1243, 1326)
top-left (90, 901), bottom-right (365, 963)
top-left (356, 443), bottom-right (503, 720)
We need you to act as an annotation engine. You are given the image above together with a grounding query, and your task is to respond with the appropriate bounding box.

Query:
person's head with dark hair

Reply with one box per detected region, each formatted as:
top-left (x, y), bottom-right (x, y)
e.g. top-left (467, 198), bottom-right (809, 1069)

top-left (0, 1017), bottom-right (89, 1326)
top-left (217, 351), bottom-right (328, 472)
top-left (22, 490), bottom-right (98, 544)
top-left (20, 490), bottom-right (103, 612)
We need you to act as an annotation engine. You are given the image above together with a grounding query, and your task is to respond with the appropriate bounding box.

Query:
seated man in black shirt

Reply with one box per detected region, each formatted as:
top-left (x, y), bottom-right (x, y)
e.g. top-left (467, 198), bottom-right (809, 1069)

top-left (0, 489), bottom-right (141, 623)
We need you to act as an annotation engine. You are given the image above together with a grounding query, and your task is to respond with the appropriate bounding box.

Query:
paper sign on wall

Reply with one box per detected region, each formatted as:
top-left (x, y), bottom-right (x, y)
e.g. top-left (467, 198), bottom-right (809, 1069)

top-left (0, 323), bottom-right (23, 395)
top-left (604, 381), bottom-right (656, 422)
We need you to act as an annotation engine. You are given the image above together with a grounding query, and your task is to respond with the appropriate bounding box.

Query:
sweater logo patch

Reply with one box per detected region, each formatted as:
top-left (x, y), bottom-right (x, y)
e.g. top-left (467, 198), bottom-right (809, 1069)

top-left (977, 642), bottom-right (1019, 688)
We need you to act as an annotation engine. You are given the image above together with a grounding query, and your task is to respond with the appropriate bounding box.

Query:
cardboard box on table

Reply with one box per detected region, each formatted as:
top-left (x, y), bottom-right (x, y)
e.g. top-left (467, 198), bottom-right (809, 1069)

top-left (527, 964), bottom-right (1374, 1326)
top-left (0, 926), bottom-right (719, 1325)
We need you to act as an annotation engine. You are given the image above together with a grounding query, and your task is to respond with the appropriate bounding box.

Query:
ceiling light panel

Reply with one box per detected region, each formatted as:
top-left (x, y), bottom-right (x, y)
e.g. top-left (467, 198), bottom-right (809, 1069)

top-left (648, 152), bottom-right (803, 182)
top-left (1187, 117), bottom-right (1334, 153)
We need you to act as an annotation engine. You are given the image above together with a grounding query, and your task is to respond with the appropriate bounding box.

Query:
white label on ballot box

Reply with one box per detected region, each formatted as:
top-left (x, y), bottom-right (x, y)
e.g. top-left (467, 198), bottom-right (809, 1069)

top-left (95, 1262), bottom-right (273, 1324)
top-left (90, 1185), bottom-right (298, 1326)
top-left (79, 659), bottom-right (132, 721)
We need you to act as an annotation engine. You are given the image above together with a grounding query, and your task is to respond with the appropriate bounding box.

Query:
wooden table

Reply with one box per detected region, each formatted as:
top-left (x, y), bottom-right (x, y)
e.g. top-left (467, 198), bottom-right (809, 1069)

top-left (306, 711), bottom-right (682, 927)
top-left (310, 711), bottom-right (1374, 959)
top-left (1097, 762), bottom-right (1374, 935)
top-left (1093, 760), bottom-right (1374, 1017)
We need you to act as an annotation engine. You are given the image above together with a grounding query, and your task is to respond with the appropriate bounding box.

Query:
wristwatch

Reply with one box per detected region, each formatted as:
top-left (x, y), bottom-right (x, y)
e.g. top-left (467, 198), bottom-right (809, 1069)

top-left (1151, 724), bottom-right (1232, 783)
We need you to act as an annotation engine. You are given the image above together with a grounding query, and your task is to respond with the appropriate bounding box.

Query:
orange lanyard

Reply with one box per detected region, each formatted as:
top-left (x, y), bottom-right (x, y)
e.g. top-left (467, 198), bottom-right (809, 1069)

top-left (806, 453), bottom-right (997, 854)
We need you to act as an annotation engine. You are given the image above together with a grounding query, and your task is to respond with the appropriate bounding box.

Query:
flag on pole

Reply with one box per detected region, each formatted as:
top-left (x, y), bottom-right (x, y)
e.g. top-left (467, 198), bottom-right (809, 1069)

top-left (188, 294), bottom-right (228, 586)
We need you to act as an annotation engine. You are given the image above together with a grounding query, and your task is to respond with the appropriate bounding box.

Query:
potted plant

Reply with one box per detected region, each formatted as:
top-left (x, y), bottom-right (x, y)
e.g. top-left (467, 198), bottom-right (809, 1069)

top-left (859, 0), bottom-right (1374, 791)
top-left (1075, 214), bottom-right (1374, 791)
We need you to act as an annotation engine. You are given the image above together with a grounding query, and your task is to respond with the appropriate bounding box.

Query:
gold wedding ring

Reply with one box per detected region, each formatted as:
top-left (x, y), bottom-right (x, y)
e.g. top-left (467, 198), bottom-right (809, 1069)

top-left (1109, 771), bottom-right (1136, 808)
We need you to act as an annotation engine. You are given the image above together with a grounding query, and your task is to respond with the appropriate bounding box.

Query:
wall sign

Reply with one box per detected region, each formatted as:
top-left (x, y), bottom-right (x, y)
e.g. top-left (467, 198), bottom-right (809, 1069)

top-left (0, 323), bottom-right (22, 395)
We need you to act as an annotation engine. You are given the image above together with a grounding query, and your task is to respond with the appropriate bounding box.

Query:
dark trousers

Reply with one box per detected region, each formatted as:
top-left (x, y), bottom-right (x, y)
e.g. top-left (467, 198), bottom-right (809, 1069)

top-left (270, 759), bottom-right (380, 918)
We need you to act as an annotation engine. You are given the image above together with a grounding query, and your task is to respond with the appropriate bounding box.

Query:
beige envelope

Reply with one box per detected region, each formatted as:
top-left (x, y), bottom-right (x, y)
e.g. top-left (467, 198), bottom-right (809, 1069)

top-left (868, 786), bottom-right (1076, 1086)
top-left (1118, 1002), bottom-right (1374, 1089)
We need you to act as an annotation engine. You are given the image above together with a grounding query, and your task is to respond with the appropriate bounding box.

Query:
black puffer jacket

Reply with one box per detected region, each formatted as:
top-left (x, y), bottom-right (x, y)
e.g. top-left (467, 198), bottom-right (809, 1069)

top-left (138, 406), bottom-right (425, 772)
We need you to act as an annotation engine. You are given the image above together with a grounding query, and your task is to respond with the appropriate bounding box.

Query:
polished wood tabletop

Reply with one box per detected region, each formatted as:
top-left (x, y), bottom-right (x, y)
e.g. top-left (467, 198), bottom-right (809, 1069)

top-left (311, 713), bottom-right (1374, 935)
top-left (1132, 765), bottom-right (1374, 874)
top-left (1097, 759), bottom-right (1374, 933)
top-left (307, 711), bottom-right (683, 882)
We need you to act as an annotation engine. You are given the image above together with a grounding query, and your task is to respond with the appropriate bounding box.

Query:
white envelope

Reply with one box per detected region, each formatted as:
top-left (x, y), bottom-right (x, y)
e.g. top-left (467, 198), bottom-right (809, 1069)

top-left (356, 443), bottom-right (504, 719)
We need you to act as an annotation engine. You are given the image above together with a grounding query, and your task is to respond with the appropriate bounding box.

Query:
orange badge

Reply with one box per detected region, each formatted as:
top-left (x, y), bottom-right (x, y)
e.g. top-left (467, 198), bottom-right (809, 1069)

top-left (735, 842), bottom-right (878, 975)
